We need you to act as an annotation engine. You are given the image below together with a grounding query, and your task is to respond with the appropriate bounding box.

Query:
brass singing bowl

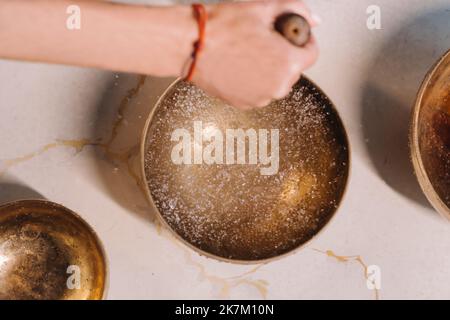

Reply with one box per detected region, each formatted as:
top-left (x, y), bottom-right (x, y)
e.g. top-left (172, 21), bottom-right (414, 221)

top-left (141, 77), bottom-right (350, 263)
top-left (410, 49), bottom-right (450, 220)
top-left (0, 200), bottom-right (107, 300)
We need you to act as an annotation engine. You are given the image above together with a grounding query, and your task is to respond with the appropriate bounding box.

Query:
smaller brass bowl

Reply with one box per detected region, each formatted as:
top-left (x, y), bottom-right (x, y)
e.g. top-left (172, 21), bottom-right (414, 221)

top-left (410, 49), bottom-right (450, 220)
top-left (0, 200), bottom-right (107, 300)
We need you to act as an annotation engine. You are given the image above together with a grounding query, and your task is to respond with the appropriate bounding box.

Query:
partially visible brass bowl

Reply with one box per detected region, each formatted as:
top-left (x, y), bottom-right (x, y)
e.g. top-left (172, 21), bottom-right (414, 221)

top-left (141, 77), bottom-right (350, 263)
top-left (0, 200), bottom-right (107, 300)
top-left (411, 49), bottom-right (450, 220)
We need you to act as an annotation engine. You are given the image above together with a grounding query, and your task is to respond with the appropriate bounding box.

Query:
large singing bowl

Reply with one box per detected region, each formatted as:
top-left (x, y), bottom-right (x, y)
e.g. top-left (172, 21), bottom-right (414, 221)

top-left (0, 200), bottom-right (107, 299)
top-left (141, 77), bottom-right (350, 263)
top-left (410, 49), bottom-right (450, 220)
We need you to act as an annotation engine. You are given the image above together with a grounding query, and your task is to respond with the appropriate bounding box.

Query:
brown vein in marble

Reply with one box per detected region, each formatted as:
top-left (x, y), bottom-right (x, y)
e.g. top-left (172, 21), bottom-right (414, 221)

top-left (0, 139), bottom-right (100, 177)
top-left (180, 244), bottom-right (269, 299)
top-left (0, 76), bottom-right (147, 181)
top-left (313, 248), bottom-right (380, 300)
top-left (99, 75), bottom-right (148, 197)
top-left (155, 219), bottom-right (269, 298)
top-left (101, 144), bottom-right (147, 195)
top-left (227, 264), bottom-right (265, 280)
top-left (104, 75), bottom-right (146, 150)
top-left (147, 227), bottom-right (267, 298)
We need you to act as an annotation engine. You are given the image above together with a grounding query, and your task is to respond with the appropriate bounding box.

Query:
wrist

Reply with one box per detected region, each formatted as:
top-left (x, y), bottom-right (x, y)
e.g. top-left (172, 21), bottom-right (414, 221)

top-left (141, 5), bottom-right (198, 77)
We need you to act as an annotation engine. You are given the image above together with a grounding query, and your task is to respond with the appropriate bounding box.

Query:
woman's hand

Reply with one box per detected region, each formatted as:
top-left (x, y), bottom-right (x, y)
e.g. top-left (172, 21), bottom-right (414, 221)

top-left (0, 0), bottom-right (317, 110)
top-left (192, 0), bottom-right (319, 109)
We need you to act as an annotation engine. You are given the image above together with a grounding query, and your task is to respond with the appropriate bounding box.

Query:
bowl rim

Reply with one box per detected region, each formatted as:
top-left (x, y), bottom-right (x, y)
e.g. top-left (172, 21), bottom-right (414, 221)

top-left (140, 76), bottom-right (351, 264)
top-left (410, 49), bottom-right (450, 221)
top-left (0, 199), bottom-right (109, 299)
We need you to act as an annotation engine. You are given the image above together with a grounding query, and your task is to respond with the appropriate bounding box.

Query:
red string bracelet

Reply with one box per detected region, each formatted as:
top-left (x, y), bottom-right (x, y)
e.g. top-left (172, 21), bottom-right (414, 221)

top-left (185, 4), bottom-right (207, 81)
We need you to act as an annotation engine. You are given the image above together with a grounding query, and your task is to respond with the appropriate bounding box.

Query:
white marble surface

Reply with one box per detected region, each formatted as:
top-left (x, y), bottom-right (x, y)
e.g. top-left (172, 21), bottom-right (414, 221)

top-left (0, 0), bottom-right (449, 299)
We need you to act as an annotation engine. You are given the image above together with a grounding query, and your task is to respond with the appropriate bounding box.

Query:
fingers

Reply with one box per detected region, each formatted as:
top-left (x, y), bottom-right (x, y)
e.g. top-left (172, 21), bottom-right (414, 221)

top-left (216, 88), bottom-right (273, 110)
top-left (295, 34), bottom-right (319, 69)
top-left (196, 0), bottom-right (320, 110)
top-left (226, 93), bottom-right (272, 110)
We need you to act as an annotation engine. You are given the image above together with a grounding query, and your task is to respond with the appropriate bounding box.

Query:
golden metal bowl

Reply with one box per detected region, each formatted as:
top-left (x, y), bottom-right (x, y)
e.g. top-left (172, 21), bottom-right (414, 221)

top-left (141, 77), bottom-right (350, 263)
top-left (0, 200), bottom-right (107, 300)
top-left (410, 49), bottom-right (450, 220)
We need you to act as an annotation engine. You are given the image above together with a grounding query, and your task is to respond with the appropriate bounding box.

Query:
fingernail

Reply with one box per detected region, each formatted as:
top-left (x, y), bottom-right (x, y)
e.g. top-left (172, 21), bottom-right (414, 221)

top-left (311, 13), bottom-right (322, 26)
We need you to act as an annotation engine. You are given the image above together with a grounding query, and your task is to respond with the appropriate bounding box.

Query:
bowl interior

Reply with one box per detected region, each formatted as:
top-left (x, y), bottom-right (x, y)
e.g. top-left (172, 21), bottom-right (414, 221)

top-left (412, 50), bottom-right (450, 217)
top-left (143, 77), bottom-right (349, 262)
top-left (0, 200), bottom-right (107, 299)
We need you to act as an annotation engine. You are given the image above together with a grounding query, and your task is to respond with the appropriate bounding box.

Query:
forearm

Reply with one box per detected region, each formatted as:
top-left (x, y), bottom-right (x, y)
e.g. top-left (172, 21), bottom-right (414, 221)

top-left (0, 0), bottom-right (196, 76)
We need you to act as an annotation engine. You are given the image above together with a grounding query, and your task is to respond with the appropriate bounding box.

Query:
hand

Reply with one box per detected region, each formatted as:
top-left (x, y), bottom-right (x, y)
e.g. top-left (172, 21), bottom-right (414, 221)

top-left (192, 0), bottom-right (319, 109)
